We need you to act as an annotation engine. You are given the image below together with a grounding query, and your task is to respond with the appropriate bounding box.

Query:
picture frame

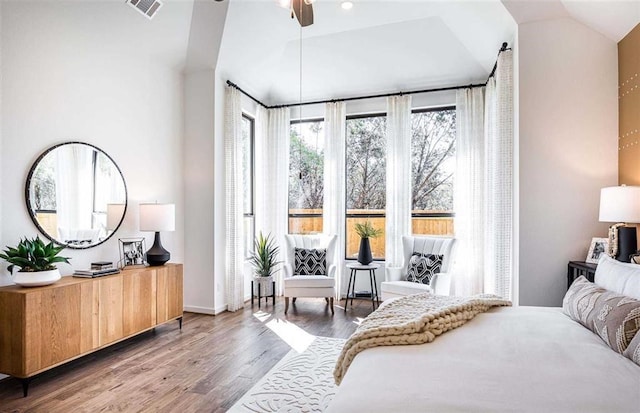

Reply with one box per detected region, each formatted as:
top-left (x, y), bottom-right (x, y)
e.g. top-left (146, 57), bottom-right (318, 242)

top-left (119, 238), bottom-right (146, 267)
top-left (586, 237), bottom-right (609, 264)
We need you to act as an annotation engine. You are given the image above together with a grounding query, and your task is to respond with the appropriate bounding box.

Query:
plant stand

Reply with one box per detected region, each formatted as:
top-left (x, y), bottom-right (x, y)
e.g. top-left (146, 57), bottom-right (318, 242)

top-left (251, 278), bottom-right (275, 308)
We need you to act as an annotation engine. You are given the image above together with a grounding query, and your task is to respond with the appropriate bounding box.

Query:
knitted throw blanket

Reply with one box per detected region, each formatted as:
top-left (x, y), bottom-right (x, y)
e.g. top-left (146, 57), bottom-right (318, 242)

top-left (333, 293), bottom-right (512, 385)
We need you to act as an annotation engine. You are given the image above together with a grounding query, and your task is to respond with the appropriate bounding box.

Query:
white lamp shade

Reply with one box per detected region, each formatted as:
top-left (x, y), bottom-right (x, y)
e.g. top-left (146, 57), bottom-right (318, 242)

top-left (139, 203), bottom-right (175, 232)
top-left (599, 186), bottom-right (640, 223)
top-left (106, 203), bottom-right (126, 230)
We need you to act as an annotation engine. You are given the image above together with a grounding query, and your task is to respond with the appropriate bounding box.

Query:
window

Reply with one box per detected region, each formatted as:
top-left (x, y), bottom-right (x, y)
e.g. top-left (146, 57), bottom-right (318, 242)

top-left (242, 114), bottom-right (255, 258)
top-left (346, 114), bottom-right (386, 260)
top-left (288, 119), bottom-right (325, 234)
top-left (411, 107), bottom-right (456, 236)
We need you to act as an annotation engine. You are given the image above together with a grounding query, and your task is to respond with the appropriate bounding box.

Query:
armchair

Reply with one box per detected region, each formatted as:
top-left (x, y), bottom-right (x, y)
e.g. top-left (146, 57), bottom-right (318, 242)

top-left (381, 235), bottom-right (456, 301)
top-left (283, 234), bottom-right (337, 314)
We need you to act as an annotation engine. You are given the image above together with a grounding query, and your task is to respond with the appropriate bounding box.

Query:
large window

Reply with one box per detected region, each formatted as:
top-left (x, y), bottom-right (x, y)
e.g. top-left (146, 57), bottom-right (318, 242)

top-left (411, 107), bottom-right (456, 236)
top-left (242, 114), bottom-right (255, 258)
top-left (346, 114), bottom-right (387, 260)
top-left (288, 119), bottom-right (325, 234)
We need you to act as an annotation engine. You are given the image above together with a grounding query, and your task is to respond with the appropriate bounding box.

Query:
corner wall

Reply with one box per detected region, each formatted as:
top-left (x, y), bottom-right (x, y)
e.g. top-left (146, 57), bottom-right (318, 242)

top-left (518, 18), bottom-right (618, 306)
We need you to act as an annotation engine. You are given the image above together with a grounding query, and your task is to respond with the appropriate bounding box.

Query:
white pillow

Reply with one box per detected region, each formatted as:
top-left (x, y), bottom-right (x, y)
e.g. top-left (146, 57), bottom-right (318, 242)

top-left (594, 255), bottom-right (640, 299)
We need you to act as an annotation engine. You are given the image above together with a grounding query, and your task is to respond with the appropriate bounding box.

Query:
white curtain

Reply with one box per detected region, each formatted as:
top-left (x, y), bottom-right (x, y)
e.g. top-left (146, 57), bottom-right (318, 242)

top-left (454, 50), bottom-right (514, 300)
top-left (454, 87), bottom-right (486, 297)
top-left (224, 86), bottom-right (245, 311)
top-left (324, 102), bottom-right (346, 299)
top-left (255, 106), bottom-right (290, 296)
top-left (485, 50), bottom-right (514, 300)
top-left (386, 95), bottom-right (413, 268)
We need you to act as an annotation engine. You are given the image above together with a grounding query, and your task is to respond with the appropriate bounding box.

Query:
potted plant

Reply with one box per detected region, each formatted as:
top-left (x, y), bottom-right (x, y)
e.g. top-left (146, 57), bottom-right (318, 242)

top-left (249, 232), bottom-right (281, 297)
top-left (354, 221), bottom-right (383, 265)
top-left (0, 236), bottom-right (70, 287)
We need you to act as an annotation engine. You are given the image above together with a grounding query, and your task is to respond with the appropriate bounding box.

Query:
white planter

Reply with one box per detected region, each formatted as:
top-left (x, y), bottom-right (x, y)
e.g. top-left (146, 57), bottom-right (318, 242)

top-left (254, 275), bottom-right (274, 295)
top-left (13, 269), bottom-right (61, 287)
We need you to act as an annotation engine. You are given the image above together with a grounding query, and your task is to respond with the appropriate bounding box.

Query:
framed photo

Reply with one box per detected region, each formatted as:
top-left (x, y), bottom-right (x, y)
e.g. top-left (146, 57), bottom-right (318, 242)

top-left (119, 238), bottom-right (146, 267)
top-left (586, 237), bottom-right (609, 264)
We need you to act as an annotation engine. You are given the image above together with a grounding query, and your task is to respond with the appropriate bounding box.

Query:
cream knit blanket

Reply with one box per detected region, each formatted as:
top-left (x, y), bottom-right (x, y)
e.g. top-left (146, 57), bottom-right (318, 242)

top-left (333, 293), bottom-right (511, 385)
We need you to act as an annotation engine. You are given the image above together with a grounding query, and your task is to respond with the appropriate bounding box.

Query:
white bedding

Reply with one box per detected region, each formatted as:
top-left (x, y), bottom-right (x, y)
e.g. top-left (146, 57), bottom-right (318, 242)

top-left (327, 306), bottom-right (640, 412)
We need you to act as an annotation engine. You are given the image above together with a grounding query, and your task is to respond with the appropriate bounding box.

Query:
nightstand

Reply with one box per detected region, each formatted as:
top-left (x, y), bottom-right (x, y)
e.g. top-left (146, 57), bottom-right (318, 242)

top-left (567, 261), bottom-right (597, 289)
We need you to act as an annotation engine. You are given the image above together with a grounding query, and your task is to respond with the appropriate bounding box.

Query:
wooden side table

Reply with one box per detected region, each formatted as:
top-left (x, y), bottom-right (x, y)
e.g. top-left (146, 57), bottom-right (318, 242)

top-left (251, 278), bottom-right (275, 308)
top-left (345, 262), bottom-right (380, 311)
top-left (567, 261), bottom-right (597, 289)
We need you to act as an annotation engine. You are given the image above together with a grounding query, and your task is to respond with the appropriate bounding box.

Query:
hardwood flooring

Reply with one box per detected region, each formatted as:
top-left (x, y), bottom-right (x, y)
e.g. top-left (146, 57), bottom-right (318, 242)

top-left (0, 296), bottom-right (375, 412)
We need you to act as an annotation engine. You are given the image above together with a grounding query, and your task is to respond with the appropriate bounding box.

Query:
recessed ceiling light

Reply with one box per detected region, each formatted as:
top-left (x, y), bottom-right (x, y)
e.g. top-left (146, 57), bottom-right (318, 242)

top-left (341, 1), bottom-right (353, 10)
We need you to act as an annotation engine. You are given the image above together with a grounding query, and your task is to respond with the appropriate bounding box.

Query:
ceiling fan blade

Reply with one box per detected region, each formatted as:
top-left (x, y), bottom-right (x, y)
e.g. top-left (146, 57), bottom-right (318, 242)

top-left (291, 0), bottom-right (314, 27)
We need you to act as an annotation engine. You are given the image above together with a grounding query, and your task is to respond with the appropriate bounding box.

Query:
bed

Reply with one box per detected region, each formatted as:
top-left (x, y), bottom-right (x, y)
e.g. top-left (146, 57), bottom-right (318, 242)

top-left (327, 258), bottom-right (640, 412)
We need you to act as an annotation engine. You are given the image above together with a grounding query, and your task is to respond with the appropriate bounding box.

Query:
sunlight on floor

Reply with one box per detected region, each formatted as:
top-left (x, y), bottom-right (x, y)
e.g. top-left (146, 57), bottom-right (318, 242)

top-left (353, 317), bottom-right (365, 326)
top-left (252, 311), bottom-right (316, 353)
top-left (265, 319), bottom-right (316, 353)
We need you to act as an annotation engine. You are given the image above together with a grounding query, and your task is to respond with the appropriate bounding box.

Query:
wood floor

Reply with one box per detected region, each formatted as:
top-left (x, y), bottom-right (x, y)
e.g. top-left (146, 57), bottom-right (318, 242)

top-left (0, 296), bottom-right (375, 412)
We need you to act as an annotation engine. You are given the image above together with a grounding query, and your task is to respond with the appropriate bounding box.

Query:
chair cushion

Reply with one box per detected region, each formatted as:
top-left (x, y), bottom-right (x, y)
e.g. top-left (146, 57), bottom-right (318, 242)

top-left (406, 253), bottom-right (443, 284)
top-left (381, 280), bottom-right (433, 296)
top-left (284, 275), bottom-right (335, 288)
top-left (294, 248), bottom-right (327, 275)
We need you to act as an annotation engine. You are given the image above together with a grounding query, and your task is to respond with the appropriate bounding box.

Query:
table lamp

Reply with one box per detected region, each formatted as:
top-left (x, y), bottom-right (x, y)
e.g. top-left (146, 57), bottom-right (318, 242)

top-left (599, 185), bottom-right (640, 262)
top-left (139, 203), bottom-right (175, 266)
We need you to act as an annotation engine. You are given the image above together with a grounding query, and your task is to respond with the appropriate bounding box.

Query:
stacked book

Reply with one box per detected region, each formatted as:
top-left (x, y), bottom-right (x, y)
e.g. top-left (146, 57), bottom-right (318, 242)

top-left (74, 261), bottom-right (120, 278)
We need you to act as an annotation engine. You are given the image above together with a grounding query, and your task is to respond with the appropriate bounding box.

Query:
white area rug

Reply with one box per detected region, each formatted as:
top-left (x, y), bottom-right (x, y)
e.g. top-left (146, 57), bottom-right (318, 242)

top-left (229, 337), bottom-right (346, 413)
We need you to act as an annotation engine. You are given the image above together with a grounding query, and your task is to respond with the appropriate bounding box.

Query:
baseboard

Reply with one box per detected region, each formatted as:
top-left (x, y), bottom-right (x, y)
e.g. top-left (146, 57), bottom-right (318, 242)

top-left (214, 304), bottom-right (228, 315)
top-left (183, 305), bottom-right (216, 315)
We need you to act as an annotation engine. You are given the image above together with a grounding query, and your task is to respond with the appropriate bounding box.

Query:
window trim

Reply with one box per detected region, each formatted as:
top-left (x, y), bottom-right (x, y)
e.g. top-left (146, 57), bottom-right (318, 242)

top-left (242, 113), bottom-right (255, 259)
top-left (287, 118), bottom-right (326, 234)
top-left (410, 106), bottom-right (456, 225)
top-left (344, 113), bottom-right (387, 260)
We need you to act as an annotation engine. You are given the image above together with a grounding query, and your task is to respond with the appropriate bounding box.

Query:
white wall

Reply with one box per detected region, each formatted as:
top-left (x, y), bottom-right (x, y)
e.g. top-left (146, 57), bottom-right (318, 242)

top-left (518, 17), bottom-right (618, 306)
top-left (0, 1), bottom-right (191, 285)
top-left (183, 0), bottom-right (228, 314)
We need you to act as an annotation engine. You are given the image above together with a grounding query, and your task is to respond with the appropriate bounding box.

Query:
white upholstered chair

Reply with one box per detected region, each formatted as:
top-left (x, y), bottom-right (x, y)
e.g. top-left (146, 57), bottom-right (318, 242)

top-left (283, 234), bottom-right (337, 314)
top-left (381, 236), bottom-right (456, 301)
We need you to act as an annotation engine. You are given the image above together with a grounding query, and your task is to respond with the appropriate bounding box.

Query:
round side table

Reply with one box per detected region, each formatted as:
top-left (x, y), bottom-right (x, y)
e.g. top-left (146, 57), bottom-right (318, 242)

top-left (345, 262), bottom-right (380, 311)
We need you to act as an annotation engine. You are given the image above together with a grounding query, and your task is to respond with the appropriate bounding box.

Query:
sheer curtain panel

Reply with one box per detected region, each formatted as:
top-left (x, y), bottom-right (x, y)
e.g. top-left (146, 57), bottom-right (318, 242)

top-left (224, 86), bottom-right (245, 311)
top-left (484, 50), bottom-right (514, 300)
top-left (255, 106), bottom-right (291, 296)
top-left (454, 50), bottom-right (514, 300)
top-left (454, 87), bottom-right (486, 297)
top-left (386, 95), bottom-right (413, 268)
top-left (324, 102), bottom-right (347, 299)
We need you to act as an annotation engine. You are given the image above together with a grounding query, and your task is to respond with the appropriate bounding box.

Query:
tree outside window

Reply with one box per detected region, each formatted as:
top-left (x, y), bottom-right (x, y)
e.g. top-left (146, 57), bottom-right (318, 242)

top-left (288, 120), bottom-right (325, 234)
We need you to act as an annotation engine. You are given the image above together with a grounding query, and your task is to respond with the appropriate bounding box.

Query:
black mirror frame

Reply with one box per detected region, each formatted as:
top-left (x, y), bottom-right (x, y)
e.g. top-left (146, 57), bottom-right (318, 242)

top-left (25, 141), bottom-right (128, 249)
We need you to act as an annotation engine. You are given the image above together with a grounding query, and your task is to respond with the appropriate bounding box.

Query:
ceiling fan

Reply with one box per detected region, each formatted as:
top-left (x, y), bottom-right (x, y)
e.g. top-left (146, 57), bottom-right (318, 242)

top-left (290, 0), bottom-right (314, 27)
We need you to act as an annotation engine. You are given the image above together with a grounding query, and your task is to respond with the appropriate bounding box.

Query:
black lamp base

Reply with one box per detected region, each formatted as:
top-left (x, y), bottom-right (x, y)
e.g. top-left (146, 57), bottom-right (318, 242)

top-left (146, 232), bottom-right (170, 266)
top-left (615, 225), bottom-right (637, 263)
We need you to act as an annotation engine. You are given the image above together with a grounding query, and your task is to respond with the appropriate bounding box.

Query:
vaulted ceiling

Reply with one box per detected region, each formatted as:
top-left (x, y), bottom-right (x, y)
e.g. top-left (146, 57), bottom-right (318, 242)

top-left (214, 0), bottom-right (640, 107)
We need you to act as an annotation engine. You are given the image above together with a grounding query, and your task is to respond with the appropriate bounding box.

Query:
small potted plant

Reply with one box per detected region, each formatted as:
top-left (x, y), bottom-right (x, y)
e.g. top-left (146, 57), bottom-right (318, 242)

top-left (249, 232), bottom-right (281, 280)
top-left (0, 236), bottom-right (70, 287)
top-left (249, 232), bottom-right (281, 298)
top-left (354, 221), bottom-right (383, 265)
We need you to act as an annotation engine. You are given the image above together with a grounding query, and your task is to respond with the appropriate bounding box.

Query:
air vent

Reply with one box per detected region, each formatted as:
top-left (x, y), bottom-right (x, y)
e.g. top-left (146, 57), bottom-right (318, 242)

top-left (127, 0), bottom-right (162, 20)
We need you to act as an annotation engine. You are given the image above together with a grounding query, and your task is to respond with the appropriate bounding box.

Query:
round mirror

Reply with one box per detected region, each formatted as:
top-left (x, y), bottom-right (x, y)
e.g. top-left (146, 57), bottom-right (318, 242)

top-left (25, 142), bottom-right (128, 249)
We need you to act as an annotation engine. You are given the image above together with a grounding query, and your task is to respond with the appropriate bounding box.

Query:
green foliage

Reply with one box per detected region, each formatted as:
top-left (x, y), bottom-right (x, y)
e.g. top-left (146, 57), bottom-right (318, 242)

top-left (289, 122), bottom-right (325, 209)
top-left (354, 221), bottom-right (383, 239)
top-left (0, 236), bottom-right (70, 273)
top-left (249, 232), bottom-right (282, 277)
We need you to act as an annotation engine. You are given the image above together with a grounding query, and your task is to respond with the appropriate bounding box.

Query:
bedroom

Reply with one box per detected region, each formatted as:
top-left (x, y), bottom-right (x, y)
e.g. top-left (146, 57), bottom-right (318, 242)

top-left (0, 0), bottom-right (636, 411)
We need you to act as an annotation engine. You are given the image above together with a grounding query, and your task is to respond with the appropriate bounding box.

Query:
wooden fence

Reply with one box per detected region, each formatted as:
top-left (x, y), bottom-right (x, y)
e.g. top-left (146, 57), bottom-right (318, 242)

top-left (289, 209), bottom-right (454, 259)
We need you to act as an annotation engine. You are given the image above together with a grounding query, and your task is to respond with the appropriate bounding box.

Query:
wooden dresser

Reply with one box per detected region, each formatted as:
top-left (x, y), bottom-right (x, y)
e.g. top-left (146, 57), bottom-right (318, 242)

top-left (0, 263), bottom-right (183, 396)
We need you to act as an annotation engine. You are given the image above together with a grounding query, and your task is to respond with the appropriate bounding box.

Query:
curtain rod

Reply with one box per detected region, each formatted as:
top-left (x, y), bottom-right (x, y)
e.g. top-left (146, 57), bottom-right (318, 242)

top-left (227, 42), bottom-right (509, 110)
